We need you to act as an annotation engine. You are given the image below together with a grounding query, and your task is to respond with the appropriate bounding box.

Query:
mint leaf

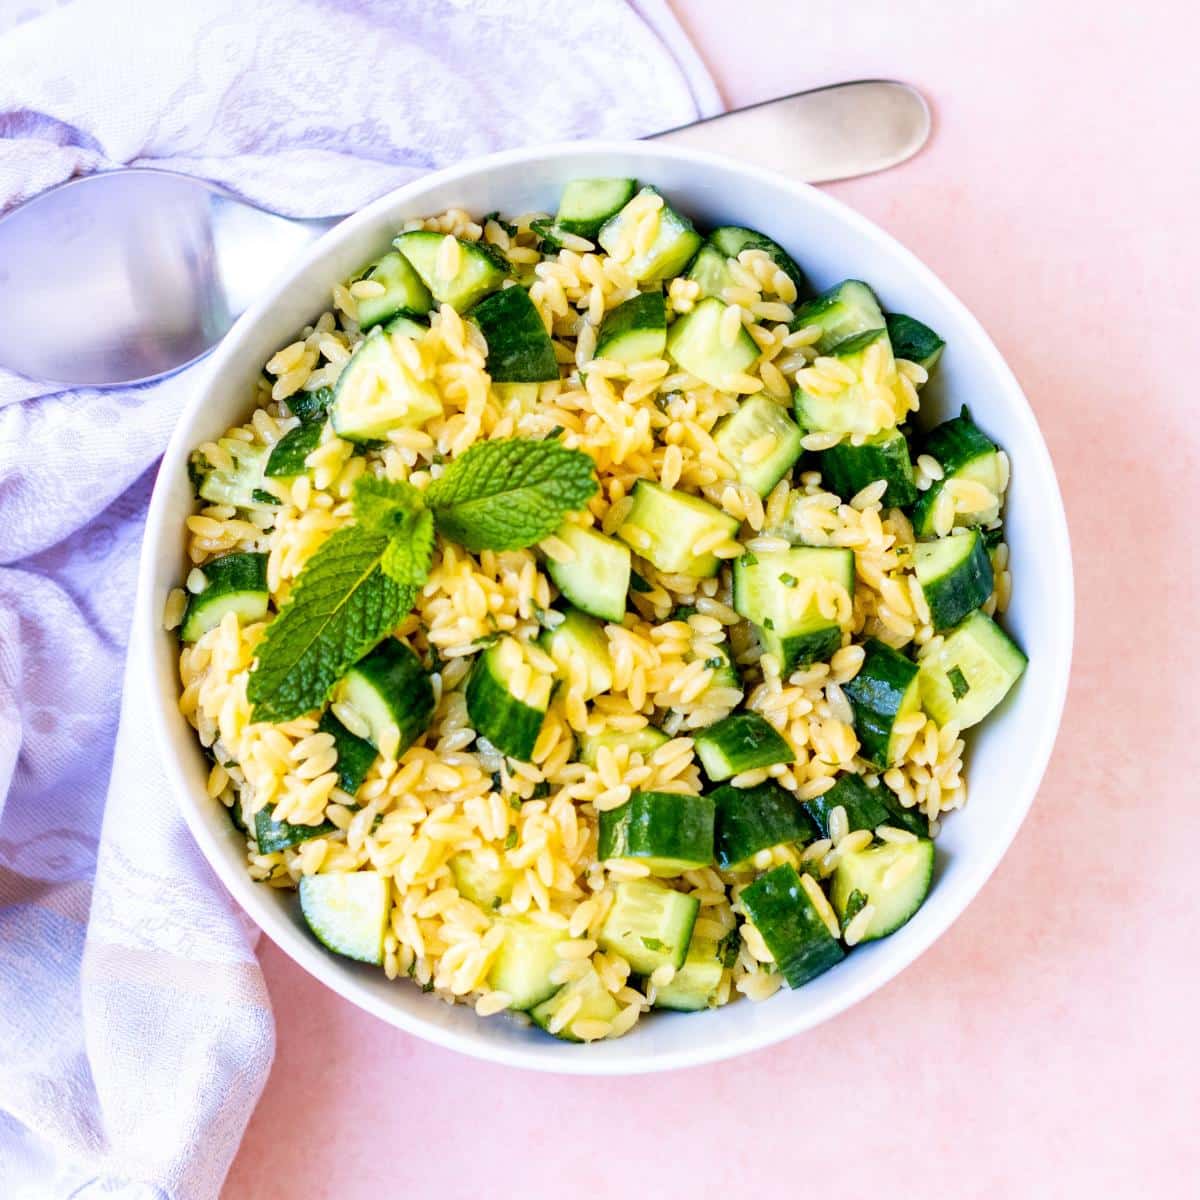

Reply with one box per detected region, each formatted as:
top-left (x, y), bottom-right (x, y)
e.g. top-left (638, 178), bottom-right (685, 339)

top-left (843, 888), bottom-right (869, 923)
top-left (353, 476), bottom-right (435, 589)
top-left (426, 438), bottom-right (597, 552)
top-left (947, 665), bottom-right (971, 700)
top-left (381, 507), bottom-right (434, 587)
top-left (247, 526), bottom-right (410, 722)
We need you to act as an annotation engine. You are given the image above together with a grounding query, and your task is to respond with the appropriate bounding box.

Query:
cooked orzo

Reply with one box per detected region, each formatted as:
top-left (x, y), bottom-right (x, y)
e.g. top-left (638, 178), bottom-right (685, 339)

top-left (169, 179), bottom-right (1027, 1041)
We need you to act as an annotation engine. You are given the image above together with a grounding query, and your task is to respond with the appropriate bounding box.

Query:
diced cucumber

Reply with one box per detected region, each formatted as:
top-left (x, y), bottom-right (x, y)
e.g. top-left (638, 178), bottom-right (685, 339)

top-left (818, 428), bottom-right (917, 508)
top-left (666, 297), bottom-right (759, 390)
top-left (451, 852), bottom-right (517, 910)
top-left (793, 328), bottom-right (900, 437)
top-left (254, 808), bottom-right (334, 854)
top-left (886, 312), bottom-right (945, 374)
top-left (264, 420), bottom-right (323, 478)
top-left (686, 243), bottom-right (735, 299)
top-left (790, 279), bottom-right (885, 354)
top-left (712, 394), bottom-right (804, 496)
top-left (654, 937), bottom-right (724, 1011)
top-left (180, 552), bottom-right (269, 643)
top-left (330, 330), bottom-right (443, 443)
top-left (597, 187), bottom-right (702, 283)
top-left (700, 640), bottom-right (742, 694)
top-left (299, 871), bottom-right (390, 964)
top-left (286, 386), bottom-right (334, 425)
top-left (555, 177), bottom-right (638, 238)
top-left (317, 708), bottom-right (377, 796)
top-left (382, 313), bottom-right (430, 340)
top-left (732, 546), bottom-right (855, 673)
top-left (913, 529), bottom-right (994, 631)
top-left (544, 521), bottom-right (630, 623)
top-left (491, 381), bottom-right (541, 410)
top-left (578, 726), bottom-right (669, 768)
top-left (804, 772), bottom-right (926, 839)
top-left (470, 285), bottom-right (558, 383)
top-left (598, 790), bottom-right (715, 876)
top-left (598, 878), bottom-right (700, 974)
top-left (831, 837), bottom-right (935, 941)
top-left (392, 230), bottom-right (507, 312)
top-left (911, 409), bottom-right (1004, 537)
top-left (530, 967), bottom-right (621, 1041)
top-left (464, 637), bottom-right (552, 761)
top-left (694, 711), bottom-right (793, 782)
top-left (712, 780), bottom-right (816, 870)
top-left (918, 610), bottom-right (1027, 729)
top-left (618, 480), bottom-right (739, 578)
top-left (355, 250), bottom-right (433, 329)
top-left (332, 638), bottom-right (435, 759)
top-left (194, 438), bottom-right (272, 509)
top-left (539, 607), bottom-right (613, 700)
top-left (708, 225), bottom-right (808, 296)
top-left (488, 918), bottom-right (568, 1010)
top-left (594, 291), bottom-right (667, 365)
top-left (738, 864), bottom-right (844, 988)
top-left (843, 639), bottom-right (922, 768)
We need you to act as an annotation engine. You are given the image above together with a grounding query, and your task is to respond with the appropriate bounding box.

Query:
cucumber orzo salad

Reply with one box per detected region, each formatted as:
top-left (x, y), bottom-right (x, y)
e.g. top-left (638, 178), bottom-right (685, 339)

top-left (168, 179), bottom-right (1026, 1042)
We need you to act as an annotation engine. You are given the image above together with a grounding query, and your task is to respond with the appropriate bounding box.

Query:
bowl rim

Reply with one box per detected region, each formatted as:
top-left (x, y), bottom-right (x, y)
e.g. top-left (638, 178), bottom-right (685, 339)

top-left (138, 138), bottom-right (1074, 1075)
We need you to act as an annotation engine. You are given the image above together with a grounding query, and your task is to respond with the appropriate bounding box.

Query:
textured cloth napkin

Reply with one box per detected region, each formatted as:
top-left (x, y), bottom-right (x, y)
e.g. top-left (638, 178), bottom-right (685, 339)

top-left (0, 3), bottom-right (719, 1196)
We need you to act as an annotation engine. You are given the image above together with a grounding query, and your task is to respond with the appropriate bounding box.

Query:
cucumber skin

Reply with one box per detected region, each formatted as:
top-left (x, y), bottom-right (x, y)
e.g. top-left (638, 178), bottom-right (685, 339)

top-left (918, 533), bottom-right (994, 631)
top-left (818, 431), bottom-right (917, 508)
top-left (317, 708), bottom-right (377, 796)
top-left (347, 639), bottom-right (435, 757)
top-left (470, 285), bottom-right (558, 383)
top-left (707, 226), bottom-right (809, 296)
top-left (555, 178), bottom-right (637, 238)
top-left (764, 625), bottom-right (844, 675)
top-left (804, 773), bottom-right (926, 839)
top-left (885, 312), bottom-right (945, 373)
top-left (790, 279), bottom-right (885, 354)
top-left (694, 711), bottom-right (793, 782)
top-left (843, 639), bottom-right (921, 769)
top-left (265, 420), bottom-right (323, 478)
top-left (464, 646), bottom-right (546, 762)
top-left (712, 780), bottom-right (816, 869)
top-left (254, 808), bottom-right (334, 854)
top-left (739, 864), bottom-right (844, 988)
top-left (595, 291), bottom-right (667, 360)
top-left (598, 791), bottom-right (715, 870)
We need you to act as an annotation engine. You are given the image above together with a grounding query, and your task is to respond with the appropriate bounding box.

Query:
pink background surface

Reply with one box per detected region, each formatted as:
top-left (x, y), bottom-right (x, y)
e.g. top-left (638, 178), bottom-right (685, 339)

top-left (227, 4), bottom-right (1200, 1195)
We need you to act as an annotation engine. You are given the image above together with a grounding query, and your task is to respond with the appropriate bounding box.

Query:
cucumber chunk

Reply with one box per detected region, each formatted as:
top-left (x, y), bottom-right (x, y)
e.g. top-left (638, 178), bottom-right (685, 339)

top-left (712, 393), bottom-right (804, 496)
top-left (555, 177), bottom-right (638, 238)
top-left (254, 808), bottom-right (334, 854)
top-left (666, 297), bottom-right (759, 390)
top-left (831, 838), bottom-right (935, 941)
top-left (597, 187), bottom-right (702, 283)
top-left (299, 871), bottom-right (390, 964)
top-left (712, 780), bottom-right (816, 870)
top-left (708, 225), bottom-right (808, 296)
top-left (804, 772), bottom-right (926, 839)
top-left (539, 607), bottom-right (613, 700)
top-left (193, 438), bottom-right (272, 509)
top-left (885, 312), bottom-right (945, 375)
top-left (392, 230), bottom-right (507, 312)
top-left (598, 790), bottom-right (715, 876)
top-left (578, 726), bottom-right (669, 768)
top-left (286, 386), bottom-right (334, 425)
top-left (530, 966), bottom-right (621, 1041)
top-left (594, 291), bottom-right (667, 365)
top-left (790, 279), bottom-right (885, 354)
top-left (264, 420), bottom-right (323, 479)
top-left (488, 918), bottom-right (568, 1010)
top-left (451, 851), bottom-right (517, 909)
top-left (544, 522), bottom-right (630, 623)
top-left (464, 637), bottom-right (552, 761)
top-left (382, 313), bottom-right (430, 340)
top-left (739, 864), bottom-right (844, 988)
top-left (654, 937), bottom-right (724, 1011)
top-left (470, 285), bottom-right (558, 383)
top-left (180, 552), bottom-right (269, 643)
top-left (317, 708), bottom-right (377, 796)
top-left (918, 610), bottom-right (1027, 729)
top-left (686, 243), bottom-right (735, 300)
top-left (598, 878), bottom-right (700, 974)
top-left (913, 529), bottom-right (994, 631)
top-left (694, 711), bottom-right (793, 782)
top-left (843, 639), bottom-right (922, 768)
top-left (793, 328), bottom-right (900, 437)
top-left (732, 546), bottom-right (855, 673)
top-left (911, 409), bottom-right (1004, 537)
top-left (332, 639), bottom-right (435, 759)
top-left (618, 480), bottom-right (739, 578)
top-left (356, 250), bottom-right (433, 329)
top-left (818, 428), bottom-right (917, 508)
top-left (330, 330), bottom-right (444, 443)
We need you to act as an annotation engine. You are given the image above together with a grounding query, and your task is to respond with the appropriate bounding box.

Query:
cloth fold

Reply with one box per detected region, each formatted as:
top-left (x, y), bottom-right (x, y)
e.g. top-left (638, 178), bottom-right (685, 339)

top-left (0, 3), bottom-right (718, 1195)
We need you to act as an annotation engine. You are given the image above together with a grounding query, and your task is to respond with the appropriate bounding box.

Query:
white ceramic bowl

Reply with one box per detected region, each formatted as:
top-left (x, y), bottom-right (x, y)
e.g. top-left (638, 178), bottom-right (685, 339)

top-left (139, 141), bottom-right (1073, 1074)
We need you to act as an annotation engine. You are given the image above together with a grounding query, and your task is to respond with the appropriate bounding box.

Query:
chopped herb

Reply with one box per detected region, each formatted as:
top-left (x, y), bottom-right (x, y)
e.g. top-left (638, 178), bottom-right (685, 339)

top-left (406, 959), bottom-right (417, 979)
top-left (187, 452), bottom-right (210, 494)
top-left (490, 770), bottom-right (504, 794)
top-left (718, 928), bottom-right (741, 968)
top-left (531, 781), bottom-right (551, 799)
top-left (509, 794), bottom-right (523, 811)
top-left (741, 551), bottom-right (758, 567)
top-left (504, 828), bottom-right (519, 850)
top-left (491, 896), bottom-right (502, 910)
top-left (471, 632), bottom-right (502, 652)
top-left (529, 216), bottom-right (565, 250)
top-left (947, 665), bottom-right (971, 700)
top-left (703, 656), bottom-right (724, 670)
top-left (481, 211), bottom-right (518, 238)
top-left (629, 571), bottom-right (653, 594)
top-left (421, 980), bottom-right (435, 993)
top-left (371, 814), bottom-right (384, 830)
top-left (762, 616), bottom-right (775, 631)
top-left (779, 572), bottom-right (797, 587)
top-left (981, 524), bottom-right (1005, 549)
top-left (641, 936), bottom-right (665, 952)
top-left (544, 425), bottom-right (564, 440)
top-left (250, 488), bottom-right (279, 506)
top-left (671, 604), bottom-right (697, 622)
top-left (425, 643), bottom-right (443, 674)
top-left (843, 888), bottom-right (869, 923)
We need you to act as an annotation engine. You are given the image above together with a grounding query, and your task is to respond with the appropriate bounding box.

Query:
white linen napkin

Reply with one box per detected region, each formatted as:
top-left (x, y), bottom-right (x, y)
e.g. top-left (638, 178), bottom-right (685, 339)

top-left (0, 3), bottom-right (719, 1196)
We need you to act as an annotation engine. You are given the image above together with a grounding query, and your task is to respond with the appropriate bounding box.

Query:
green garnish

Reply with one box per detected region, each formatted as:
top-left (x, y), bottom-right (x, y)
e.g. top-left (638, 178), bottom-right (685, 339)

top-left (531, 781), bottom-right (551, 799)
top-left (703, 656), bottom-right (724, 669)
top-left (843, 888), bottom-right (869, 923)
top-left (741, 551), bottom-right (758, 567)
top-left (947, 665), bottom-right (971, 700)
top-left (250, 488), bottom-right (279, 506)
top-left (718, 928), bottom-right (741, 968)
top-left (779, 572), bottom-right (797, 587)
top-left (629, 571), bottom-right (653, 594)
top-left (288, 385), bottom-right (334, 424)
top-left (641, 936), bottom-right (665, 952)
top-left (762, 617), bottom-right (775, 631)
top-left (504, 828), bottom-right (519, 849)
top-left (264, 421), bottom-right (323, 478)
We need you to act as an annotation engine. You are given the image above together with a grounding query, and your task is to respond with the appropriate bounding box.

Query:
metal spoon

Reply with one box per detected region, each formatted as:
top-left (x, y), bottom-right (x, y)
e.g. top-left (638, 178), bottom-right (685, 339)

top-left (0, 81), bottom-right (929, 387)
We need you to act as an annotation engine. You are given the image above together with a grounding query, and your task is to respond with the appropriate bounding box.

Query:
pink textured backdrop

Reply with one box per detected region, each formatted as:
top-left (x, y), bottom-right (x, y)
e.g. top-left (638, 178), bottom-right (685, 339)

top-left (227, 3), bottom-right (1200, 1195)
